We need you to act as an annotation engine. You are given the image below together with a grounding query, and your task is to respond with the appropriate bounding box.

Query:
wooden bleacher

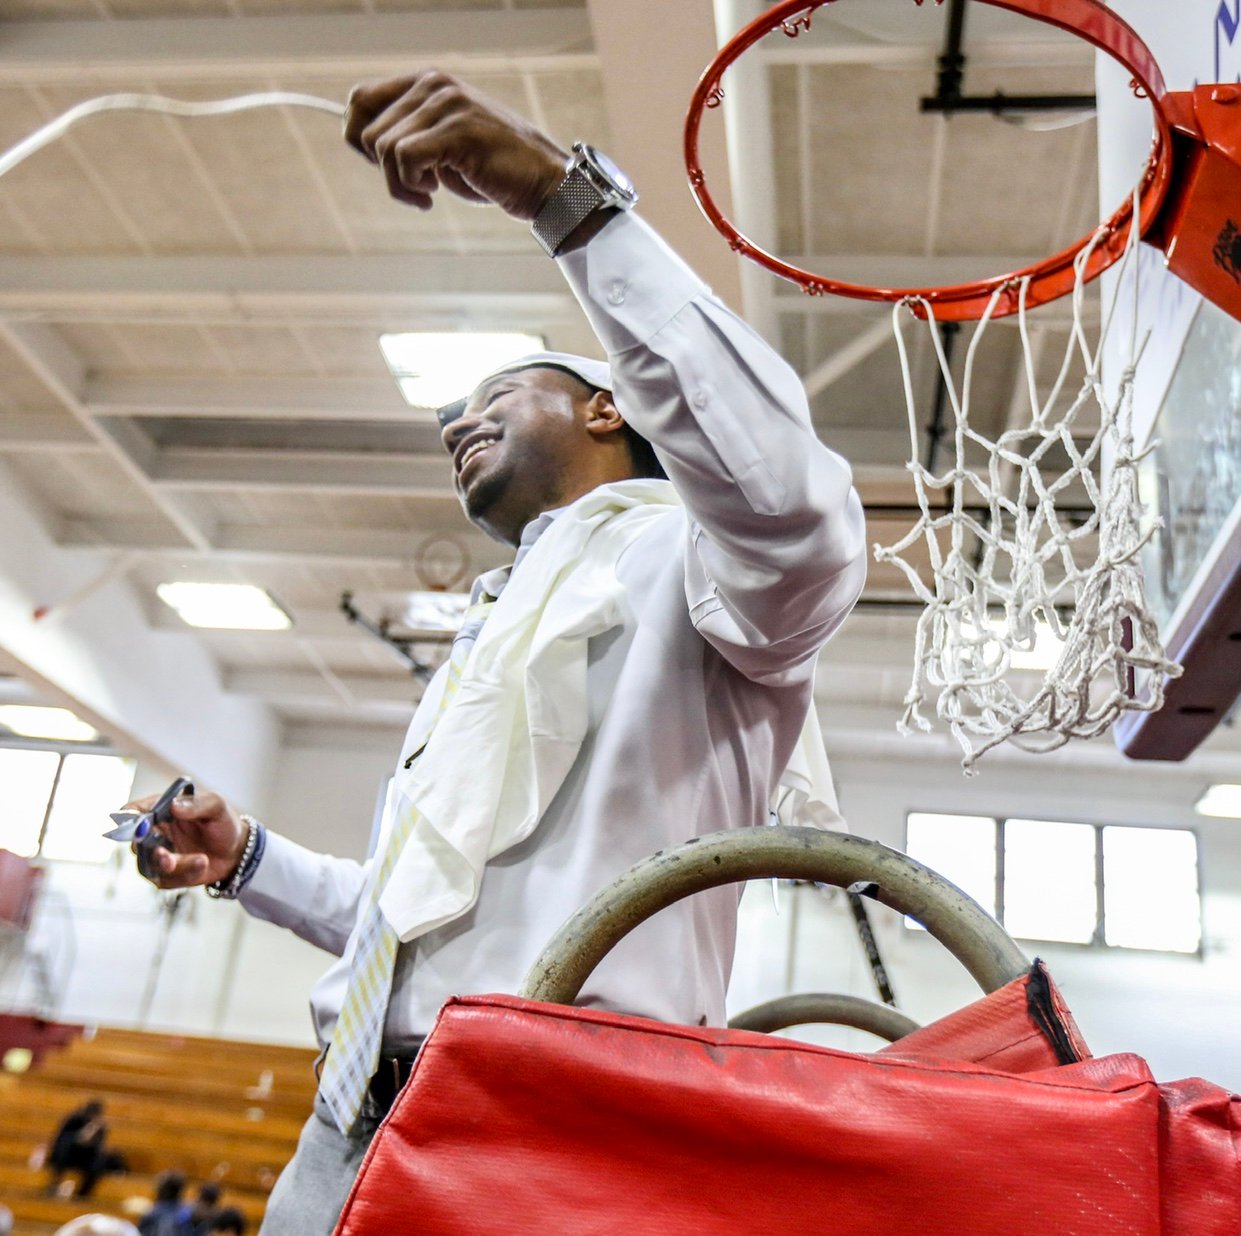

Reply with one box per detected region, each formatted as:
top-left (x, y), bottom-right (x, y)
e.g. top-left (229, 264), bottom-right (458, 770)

top-left (0, 1025), bottom-right (317, 1235)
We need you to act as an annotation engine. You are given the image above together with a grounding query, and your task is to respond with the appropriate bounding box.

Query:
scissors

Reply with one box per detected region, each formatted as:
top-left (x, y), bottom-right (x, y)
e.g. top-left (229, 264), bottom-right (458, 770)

top-left (104, 775), bottom-right (194, 882)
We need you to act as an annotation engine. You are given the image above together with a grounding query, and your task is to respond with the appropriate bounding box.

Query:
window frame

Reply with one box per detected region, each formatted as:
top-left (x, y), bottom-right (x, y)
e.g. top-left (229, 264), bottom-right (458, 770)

top-left (903, 809), bottom-right (1204, 958)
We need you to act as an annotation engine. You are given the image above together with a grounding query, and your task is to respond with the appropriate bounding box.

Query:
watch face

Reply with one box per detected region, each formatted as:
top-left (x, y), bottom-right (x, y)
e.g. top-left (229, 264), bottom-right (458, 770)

top-left (580, 144), bottom-right (638, 204)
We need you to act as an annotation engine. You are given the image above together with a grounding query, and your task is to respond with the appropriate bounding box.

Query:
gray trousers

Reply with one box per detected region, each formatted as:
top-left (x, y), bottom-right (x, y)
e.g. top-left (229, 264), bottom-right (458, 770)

top-left (259, 1093), bottom-right (382, 1236)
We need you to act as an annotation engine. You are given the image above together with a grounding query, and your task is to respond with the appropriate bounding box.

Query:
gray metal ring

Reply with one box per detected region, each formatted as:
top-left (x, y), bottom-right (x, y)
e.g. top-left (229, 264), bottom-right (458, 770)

top-left (728, 993), bottom-right (920, 1042)
top-left (520, 826), bottom-right (1028, 1006)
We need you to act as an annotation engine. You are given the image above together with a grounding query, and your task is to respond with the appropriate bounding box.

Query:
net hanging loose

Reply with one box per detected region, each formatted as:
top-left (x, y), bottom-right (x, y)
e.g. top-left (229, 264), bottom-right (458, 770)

top-left (874, 203), bottom-right (1181, 770)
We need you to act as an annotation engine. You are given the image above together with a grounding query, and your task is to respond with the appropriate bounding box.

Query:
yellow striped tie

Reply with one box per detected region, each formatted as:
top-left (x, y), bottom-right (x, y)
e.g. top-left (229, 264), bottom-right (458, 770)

top-left (319, 599), bottom-right (493, 1134)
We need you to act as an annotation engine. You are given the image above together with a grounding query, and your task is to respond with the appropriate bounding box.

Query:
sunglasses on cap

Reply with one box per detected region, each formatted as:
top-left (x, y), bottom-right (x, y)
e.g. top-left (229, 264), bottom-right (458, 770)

top-left (436, 398), bottom-right (468, 430)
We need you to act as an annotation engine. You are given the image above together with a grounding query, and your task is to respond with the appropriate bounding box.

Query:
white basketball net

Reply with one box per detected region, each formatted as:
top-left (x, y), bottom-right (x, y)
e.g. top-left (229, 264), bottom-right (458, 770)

top-left (874, 212), bottom-right (1182, 770)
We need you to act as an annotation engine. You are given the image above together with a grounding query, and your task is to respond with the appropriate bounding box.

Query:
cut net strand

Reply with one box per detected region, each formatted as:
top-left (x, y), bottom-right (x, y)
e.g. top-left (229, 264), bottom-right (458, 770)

top-left (875, 197), bottom-right (1181, 770)
top-left (0, 92), bottom-right (345, 181)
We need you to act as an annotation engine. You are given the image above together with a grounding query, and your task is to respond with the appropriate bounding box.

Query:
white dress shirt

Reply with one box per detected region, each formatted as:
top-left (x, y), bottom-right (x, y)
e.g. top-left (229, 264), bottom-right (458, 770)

top-left (239, 211), bottom-right (867, 1046)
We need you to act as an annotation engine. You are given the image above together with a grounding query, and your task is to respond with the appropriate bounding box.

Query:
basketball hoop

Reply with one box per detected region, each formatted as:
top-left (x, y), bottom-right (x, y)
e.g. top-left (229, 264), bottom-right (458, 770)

top-left (686, 0), bottom-right (1202, 323)
top-left (684, 0), bottom-right (1236, 765)
top-left (873, 211), bottom-right (1182, 767)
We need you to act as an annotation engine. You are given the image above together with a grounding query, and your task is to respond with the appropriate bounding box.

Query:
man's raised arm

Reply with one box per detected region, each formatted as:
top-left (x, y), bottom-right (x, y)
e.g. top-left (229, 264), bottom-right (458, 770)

top-left (558, 215), bottom-right (866, 683)
top-left (343, 70), bottom-right (867, 681)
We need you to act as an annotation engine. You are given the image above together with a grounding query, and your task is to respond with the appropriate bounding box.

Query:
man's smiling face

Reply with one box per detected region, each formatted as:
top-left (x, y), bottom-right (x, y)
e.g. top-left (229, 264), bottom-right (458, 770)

top-left (440, 366), bottom-right (592, 546)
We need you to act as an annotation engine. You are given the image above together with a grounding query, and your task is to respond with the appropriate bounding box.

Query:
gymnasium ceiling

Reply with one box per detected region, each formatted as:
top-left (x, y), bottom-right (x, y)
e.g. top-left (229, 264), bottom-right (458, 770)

top-left (3, 0), bottom-right (1229, 768)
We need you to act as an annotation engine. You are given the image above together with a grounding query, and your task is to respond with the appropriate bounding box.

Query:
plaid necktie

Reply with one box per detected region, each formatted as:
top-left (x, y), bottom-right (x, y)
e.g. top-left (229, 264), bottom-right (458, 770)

top-left (319, 598), bottom-right (494, 1134)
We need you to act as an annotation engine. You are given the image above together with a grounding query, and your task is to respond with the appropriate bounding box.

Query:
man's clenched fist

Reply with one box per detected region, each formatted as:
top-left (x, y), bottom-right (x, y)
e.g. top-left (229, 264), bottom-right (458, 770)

top-left (344, 71), bottom-right (569, 219)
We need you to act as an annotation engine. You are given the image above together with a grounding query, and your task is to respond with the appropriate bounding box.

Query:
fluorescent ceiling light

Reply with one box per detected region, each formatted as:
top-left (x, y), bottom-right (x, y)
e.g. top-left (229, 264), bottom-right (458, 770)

top-left (157, 582), bottom-right (292, 631)
top-left (1195, 783), bottom-right (1241, 818)
top-left (399, 591), bottom-right (470, 633)
top-left (379, 331), bottom-right (544, 409)
top-left (0, 705), bottom-right (99, 742)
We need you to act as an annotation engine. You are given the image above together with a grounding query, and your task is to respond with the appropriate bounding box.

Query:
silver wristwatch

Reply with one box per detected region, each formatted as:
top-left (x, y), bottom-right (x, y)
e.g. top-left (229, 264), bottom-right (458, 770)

top-left (531, 142), bottom-right (638, 258)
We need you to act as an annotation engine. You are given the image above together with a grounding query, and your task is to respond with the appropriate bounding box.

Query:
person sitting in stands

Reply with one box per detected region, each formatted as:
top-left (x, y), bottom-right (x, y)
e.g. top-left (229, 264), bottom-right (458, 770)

top-left (137, 1171), bottom-right (194, 1236)
top-left (189, 1182), bottom-right (222, 1235)
top-left (46, 1099), bottom-right (119, 1199)
top-left (204, 1209), bottom-right (245, 1236)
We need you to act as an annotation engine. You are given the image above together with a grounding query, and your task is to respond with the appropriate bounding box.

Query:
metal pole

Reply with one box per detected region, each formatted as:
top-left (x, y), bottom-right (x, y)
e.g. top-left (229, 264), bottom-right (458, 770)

top-left (136, 892), bottom-right (186, 1026)
top-left (845, 887), bottom-right (896, 1006)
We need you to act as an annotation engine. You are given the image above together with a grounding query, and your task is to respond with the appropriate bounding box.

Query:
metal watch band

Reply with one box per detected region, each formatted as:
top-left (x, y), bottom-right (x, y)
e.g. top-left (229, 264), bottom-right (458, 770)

top-left (531, 165), bottom-right (606, 258)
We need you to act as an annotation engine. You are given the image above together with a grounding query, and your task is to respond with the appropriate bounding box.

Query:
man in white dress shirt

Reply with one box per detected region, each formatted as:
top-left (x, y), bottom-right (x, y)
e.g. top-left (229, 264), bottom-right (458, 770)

top-left (123, 71), bottom-right (867, 1232)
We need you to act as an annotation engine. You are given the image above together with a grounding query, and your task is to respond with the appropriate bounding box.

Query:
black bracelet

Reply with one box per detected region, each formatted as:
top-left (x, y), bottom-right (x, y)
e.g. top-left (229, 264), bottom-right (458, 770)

top-left (205, 816), bottom-right (266, 900)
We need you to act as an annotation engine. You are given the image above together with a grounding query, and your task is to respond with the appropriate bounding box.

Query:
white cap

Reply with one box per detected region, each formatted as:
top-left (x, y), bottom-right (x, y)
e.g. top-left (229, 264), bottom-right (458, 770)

top-left (435, 351), bottom-right (613, 426)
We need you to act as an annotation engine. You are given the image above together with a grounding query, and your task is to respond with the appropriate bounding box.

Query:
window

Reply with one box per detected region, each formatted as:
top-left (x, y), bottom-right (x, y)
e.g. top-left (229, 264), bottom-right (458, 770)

top-left (1003, 818), bottom-right (1097, 945)
top-left (904, 811), bottom-right (1201, 954)
top-left (0, 747), bottom-right (135, 864)
top-left (2, 748), bottom-right (62, 857)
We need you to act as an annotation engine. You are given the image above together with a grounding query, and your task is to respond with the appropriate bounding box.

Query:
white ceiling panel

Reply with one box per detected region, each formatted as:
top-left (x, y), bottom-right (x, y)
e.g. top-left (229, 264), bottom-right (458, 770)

top-left (35, 84), bottom-right (251, 252)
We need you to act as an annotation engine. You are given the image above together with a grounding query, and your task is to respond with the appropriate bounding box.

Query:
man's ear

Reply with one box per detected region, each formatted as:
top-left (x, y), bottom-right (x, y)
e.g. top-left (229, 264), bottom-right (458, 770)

top-left (582, 390), bottom-right (627, 440)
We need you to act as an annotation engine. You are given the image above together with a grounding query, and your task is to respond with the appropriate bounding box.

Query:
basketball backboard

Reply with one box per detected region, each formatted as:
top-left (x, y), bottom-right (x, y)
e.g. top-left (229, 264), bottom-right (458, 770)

top-left (1101, 0), bottom-right (1241, 760)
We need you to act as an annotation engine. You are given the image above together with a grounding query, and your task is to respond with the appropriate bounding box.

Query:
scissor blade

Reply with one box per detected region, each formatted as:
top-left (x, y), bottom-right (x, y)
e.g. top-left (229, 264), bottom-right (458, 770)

top-left (104, 811), bottom-right (146, 842)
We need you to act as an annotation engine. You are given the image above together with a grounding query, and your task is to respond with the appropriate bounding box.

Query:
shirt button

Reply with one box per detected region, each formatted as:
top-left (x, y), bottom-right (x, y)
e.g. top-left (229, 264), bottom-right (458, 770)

top-left (607, 280), bottom-right (627, 305)
top-left (692, 389), bottom-right (710, 408)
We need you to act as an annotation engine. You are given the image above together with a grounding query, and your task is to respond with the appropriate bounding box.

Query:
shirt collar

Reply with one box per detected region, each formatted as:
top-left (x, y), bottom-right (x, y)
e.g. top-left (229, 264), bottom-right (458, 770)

top-left (470, 506), bottom-right (566, 603)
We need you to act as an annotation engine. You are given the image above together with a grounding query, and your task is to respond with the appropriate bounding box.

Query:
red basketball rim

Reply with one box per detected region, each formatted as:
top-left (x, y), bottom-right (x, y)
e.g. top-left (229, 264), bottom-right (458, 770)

top-left (684, 0), bottom-right (1174, 322)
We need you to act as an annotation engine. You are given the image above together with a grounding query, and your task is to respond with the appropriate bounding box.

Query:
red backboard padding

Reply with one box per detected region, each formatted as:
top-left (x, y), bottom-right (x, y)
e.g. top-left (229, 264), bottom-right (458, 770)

top-left (336, 983), bottom-right (1240, 1235)
top-left (876, 961), bottom-right (1091, 1073)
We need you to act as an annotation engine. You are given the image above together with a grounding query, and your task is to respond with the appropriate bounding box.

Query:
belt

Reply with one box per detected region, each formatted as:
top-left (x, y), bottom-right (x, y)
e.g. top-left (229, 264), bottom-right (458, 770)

top-left (367, 1042), bottom-right (425, 1116)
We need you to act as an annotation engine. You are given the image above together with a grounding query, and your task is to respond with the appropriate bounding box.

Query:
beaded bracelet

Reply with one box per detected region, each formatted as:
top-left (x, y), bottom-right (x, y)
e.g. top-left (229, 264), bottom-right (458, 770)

top-left (205, 814), bottom-right (266, 900)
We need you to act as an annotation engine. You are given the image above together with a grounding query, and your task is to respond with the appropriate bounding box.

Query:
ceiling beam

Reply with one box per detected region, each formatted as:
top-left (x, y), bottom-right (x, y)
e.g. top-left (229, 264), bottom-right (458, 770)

top-left (151, 447), bottom-right (452, 495)
top-left (223, 666), bottom-right (420, 705)
top-left (0, 412), bottom-right (101, 451)
top-left (0, 677), bottom-right (38, 705)
top-left (56, 516), bottom-right (511, 575)
top-left (0, 253), bottom-right (1050, 324)
top-left (0, 255), bottom-right (576, 322)
top-left (0, 321), bottom-right (212, 551)
top-left (88, 376), bottom-right (414, 422)
top-left (0, 12), bottom-right (596, 85)
top-left (803, 319), bottom-right (895, 399)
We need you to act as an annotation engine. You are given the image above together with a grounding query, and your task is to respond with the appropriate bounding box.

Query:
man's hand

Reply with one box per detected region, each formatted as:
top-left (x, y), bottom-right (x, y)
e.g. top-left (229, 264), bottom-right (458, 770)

top-left (118, 787), bottom-right (248, 890)
top-left (343, 71), bottom-right (569, 219)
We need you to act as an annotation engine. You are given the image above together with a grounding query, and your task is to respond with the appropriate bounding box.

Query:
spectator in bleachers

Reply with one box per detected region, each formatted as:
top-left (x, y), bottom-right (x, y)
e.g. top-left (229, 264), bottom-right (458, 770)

top-left (137, 1170), bottom-right (193, 1236)
top-left (188, 1181), bottom-right (222, 1234)
top-left (46, 1099), bottom-right (122, 1198)
top-left (204, 1208), bottom-right (245, 1235)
